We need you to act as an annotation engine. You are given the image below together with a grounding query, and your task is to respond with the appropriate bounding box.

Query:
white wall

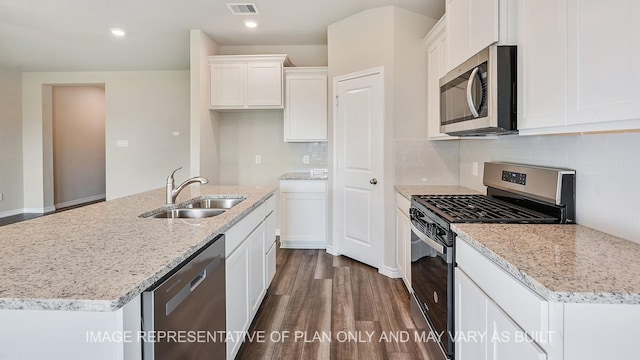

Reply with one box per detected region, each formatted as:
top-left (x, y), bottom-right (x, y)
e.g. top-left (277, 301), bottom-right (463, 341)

top-left (458, 132), bottom-right (640, 244)
top-left (0, 68), bottom-right (23, 216)
top-left (22, 71), bottom-right (190, 209)
top-left (190, 29), bottom-right (220, 183)
top-left (218, 111), bottom-right (328, 187)
top-left (328, 6), bottom-right (442, 272)
top-left (215, 44), bottom-right (329, 187)
top-left (52, 86), bottom-right (106, 207)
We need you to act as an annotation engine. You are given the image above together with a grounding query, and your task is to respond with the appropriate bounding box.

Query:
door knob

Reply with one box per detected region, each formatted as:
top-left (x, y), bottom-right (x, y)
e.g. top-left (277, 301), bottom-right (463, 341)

top-left (370, 178), bottom-right (378, 185)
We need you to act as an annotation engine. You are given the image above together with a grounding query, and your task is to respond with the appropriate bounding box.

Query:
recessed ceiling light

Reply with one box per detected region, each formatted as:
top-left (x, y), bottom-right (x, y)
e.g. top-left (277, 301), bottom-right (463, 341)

top-left (244, 21), bottom-right (257, 29)
top-left (110, 28), bottom-right (126, 37)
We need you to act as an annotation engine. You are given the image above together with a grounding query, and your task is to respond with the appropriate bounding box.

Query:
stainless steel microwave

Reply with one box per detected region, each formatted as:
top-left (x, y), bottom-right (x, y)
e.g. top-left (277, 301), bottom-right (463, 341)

top-left (439, 46), bottom-right (517, 136)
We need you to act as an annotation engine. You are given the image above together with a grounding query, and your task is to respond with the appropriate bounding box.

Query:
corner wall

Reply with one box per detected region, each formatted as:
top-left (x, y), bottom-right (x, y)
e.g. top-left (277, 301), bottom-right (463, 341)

top-left (328, 6), bottom-right (443, 273)
top-left (52, 86), bottom-right (106, 207)
top-left (22, 71), bottom-right (190, 209)
top-left (0, 68), bottom-right (23, 216)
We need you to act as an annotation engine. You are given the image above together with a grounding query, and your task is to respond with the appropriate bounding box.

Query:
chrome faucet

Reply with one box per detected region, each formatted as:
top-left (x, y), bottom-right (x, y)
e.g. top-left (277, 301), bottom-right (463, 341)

top-left (166, 167), bottom-right (208, 205)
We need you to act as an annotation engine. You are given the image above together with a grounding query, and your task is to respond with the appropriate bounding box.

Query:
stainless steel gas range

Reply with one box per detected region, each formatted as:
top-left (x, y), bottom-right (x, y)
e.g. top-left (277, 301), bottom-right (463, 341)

top-left (409, 162), bottom-right (576, 360)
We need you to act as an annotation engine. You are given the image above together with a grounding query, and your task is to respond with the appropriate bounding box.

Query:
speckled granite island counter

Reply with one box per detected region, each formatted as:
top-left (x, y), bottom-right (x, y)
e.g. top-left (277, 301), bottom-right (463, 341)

top-left (0, 184), bottom-right (276, 312)
top-left (453, 223), bottom-right (640, 304)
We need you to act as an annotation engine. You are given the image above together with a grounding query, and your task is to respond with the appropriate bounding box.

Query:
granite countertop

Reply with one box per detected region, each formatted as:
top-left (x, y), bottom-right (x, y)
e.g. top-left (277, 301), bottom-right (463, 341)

top-left (279, 172), bottom-right (328, 181)
top-left (395, 184), bottom-right (482, 199)
top-left (0, 185), bottom-right (276, 312)
top-left (453, 223), bottom-right (640, 304)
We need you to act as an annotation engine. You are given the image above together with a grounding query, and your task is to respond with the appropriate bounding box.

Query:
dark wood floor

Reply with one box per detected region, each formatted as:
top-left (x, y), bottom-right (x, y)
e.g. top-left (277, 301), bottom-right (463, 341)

top-left (0, 199), bottom-right (105, 227)
top-left (236, 247), bottom-right (434, 360)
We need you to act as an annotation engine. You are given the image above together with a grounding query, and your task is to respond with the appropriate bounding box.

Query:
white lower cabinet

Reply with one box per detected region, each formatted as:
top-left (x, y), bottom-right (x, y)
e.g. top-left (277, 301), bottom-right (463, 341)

top-left (395, 193), bottom-right (411, 290)
top-left (455, 268), bottom-right (547, 360)
top-left (487, 300), bottom-right (547, 360)
top-left (279, 180), bottom-right (327, 249)
top-left (225, 237), bottom-right (250, 359)
top-left (247, 222), bottom-right (266, 317)
top-left (225, 196), bottom-right (274, 360)
top-left (264, 196), bottom-right (277, 288)
top-left (455, 269), bottom-right (488, 360)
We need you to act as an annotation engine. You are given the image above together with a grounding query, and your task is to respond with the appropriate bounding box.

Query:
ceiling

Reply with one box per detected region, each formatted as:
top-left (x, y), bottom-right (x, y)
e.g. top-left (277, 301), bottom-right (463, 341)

top-left (0, 0), bottom-right (444, 72)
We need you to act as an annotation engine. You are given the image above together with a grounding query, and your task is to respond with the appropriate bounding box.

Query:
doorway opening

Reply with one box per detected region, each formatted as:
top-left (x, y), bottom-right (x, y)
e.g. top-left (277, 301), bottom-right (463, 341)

top-left (52, 85), bottom-right (106, 210)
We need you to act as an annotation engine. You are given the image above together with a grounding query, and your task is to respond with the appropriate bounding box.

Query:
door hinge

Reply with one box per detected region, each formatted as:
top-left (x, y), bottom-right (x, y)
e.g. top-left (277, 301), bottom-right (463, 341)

top-left (335, 95), bottom-right (339, 107)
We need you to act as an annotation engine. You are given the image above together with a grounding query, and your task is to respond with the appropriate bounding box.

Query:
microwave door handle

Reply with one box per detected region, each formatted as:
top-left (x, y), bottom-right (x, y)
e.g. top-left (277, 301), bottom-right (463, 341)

top-left (466, 67), bottom-right (480, 118)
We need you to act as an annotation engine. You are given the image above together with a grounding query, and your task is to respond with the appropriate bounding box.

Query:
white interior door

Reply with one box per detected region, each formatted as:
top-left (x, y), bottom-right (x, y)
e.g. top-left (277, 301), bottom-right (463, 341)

top-left (334, 69), bottom-right (383, 268)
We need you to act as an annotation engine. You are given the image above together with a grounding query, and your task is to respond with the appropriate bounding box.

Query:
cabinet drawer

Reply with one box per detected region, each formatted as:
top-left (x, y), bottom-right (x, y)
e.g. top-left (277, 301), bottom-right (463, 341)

top-left (279, 180), bottom-right (327, 193)
top-left (226, 202), bottom-right (266, 257)
top-left (396, 192), bottom-right (410, 217)
top-left (456, 240), bottom-right (548, 336)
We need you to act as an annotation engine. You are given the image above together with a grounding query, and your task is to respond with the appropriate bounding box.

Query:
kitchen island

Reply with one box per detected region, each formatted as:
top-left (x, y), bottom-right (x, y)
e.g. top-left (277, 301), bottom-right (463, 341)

top-left (0, 184), bottom-right (276, 360)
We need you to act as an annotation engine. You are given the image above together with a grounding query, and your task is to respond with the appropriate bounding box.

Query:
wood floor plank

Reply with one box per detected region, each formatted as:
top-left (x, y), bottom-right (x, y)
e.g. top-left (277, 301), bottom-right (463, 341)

top-left (302, 279), bottom-right (332, 359)
top-left (388, 352), bottom-right (420, 360)
top-left (238, 249), bottom-right (433, 360)
top-left (236, 294), bottom-right (290, 360)
top-left (331, 266), bottom-right (358, 360)
top-left (356, 320), bottom-right (388, 360)
top-left (278, 252), bottom-right (321, 360)
top-left (368, 269), bottom-right (415, 354)
top-left (333, 254), bottom-right (351, 267)
top-left (314, 250), bottom-right (334, 279)
top-left (270, 249), bottom-right (304, 295)
top-left (351, 260), bottom-right (379, 321)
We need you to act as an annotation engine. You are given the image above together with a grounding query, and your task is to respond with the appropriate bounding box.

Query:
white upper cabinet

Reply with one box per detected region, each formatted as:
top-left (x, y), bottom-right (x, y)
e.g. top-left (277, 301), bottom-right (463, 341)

top-left (209, 54), bottom-right (290, 110)
top-left (516, 0), bottom-right (568, 131)
top-left (424, 16), bottom-right (458, 140)
top-left (283, 67), bottom-right (328, 142)
top-left (566, 0), bottom-right (640, 126)
top-left (446, 0), bottom-right (515, 72)
top-left (518, 0), bottom-right (640, 135)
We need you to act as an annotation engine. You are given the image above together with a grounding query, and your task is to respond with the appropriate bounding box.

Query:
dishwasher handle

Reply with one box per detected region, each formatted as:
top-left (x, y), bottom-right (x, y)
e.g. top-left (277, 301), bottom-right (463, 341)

top-left (165, 257), bottom-right (221, 316)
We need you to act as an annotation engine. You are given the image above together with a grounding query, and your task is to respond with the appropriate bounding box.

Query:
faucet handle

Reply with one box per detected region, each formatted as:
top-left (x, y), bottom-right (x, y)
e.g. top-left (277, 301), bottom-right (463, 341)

top-left (167, 166), bottom-right (183, 184)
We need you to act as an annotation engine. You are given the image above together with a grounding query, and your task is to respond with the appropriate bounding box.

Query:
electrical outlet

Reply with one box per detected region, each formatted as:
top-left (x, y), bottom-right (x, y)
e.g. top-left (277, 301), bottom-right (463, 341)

top-left (472, 162), bottom-right (479, 176)
top-left (303, 155), bottom-right (310, 164)
top-left (0, 192), bottom-right (3, 201)
top-left (255, 155), bottom-right (262, 164)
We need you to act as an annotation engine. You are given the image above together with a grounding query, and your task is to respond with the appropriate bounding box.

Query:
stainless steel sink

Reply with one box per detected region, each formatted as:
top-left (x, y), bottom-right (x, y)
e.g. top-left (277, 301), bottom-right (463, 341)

top-left (144, 208), bottom-right (225, 219)
top-left (183, 197), bottom-right (245, 210)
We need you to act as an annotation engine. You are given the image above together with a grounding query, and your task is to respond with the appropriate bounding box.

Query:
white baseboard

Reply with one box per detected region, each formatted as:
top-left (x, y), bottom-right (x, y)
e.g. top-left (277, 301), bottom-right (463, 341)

top-left (0, 208), bottom-right (25, 218)
top-left (22, 206), bottom-right (56, 214)
top-left (325, 245), bottom-right (339, 256)
top-left (280, 240), bottom-right (327, 249)
top-left (379, 265), bottom-right (402, 279)
top-left (55, 194), bottom-right (105, 210)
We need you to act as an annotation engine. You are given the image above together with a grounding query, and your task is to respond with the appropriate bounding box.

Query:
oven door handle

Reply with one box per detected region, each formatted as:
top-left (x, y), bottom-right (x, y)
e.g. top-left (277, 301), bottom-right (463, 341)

top-left (411, 223), bottom-right (445, 255)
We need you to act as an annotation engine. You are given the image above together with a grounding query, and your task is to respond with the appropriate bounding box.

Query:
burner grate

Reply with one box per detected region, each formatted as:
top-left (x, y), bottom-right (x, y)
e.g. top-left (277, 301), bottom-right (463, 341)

top-left (414, 195), bottom-right (557, 223)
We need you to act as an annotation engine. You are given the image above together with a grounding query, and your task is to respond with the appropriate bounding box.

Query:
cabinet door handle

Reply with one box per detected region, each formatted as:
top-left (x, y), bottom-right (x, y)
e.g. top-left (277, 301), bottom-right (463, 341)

top-left (370, 178), bottom-right (378, 185)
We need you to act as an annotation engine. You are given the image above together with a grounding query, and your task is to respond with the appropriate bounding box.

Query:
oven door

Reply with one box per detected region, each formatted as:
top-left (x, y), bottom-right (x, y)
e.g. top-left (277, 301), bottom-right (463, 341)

top-left (410, 223), bottom-right (454, 359)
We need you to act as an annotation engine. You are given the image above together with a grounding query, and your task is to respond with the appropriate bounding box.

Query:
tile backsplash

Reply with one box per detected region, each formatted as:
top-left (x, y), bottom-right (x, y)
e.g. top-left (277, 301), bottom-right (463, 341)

top-left (458, 132), bottom-right (640, 244)
top-left (395, 139), bottom-right (460, 185)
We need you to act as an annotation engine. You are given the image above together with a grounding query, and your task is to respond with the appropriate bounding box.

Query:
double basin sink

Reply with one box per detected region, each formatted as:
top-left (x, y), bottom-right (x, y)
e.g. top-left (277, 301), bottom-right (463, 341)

top-left (141, 196), bottom-right (245, 219)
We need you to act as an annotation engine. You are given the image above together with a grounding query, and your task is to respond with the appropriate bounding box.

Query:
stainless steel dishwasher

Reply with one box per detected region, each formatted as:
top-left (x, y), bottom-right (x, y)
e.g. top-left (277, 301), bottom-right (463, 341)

top-left (142, 234), bottom-right (225, 360)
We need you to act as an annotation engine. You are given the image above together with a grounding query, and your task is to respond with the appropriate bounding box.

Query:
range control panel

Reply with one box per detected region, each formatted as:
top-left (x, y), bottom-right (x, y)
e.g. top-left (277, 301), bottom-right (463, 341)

top-left (502, 170), bottom-right (527, 185)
